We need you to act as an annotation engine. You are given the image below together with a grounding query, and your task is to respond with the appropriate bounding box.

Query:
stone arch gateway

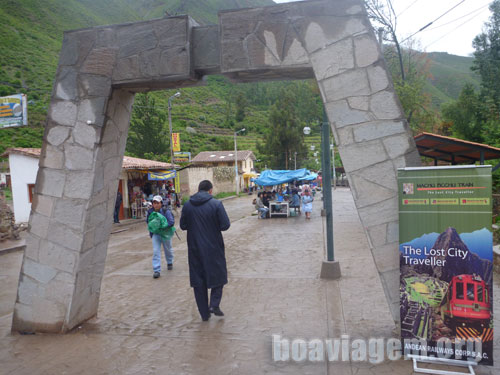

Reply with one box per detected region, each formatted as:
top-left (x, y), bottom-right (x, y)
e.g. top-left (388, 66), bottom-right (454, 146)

top-left (12, 0), bottom-right (420, 333)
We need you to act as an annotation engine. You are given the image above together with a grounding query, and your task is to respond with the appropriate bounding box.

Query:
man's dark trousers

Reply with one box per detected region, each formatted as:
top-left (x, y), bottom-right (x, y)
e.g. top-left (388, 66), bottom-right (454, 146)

top-left (193, 283), bottom-right (223, 319)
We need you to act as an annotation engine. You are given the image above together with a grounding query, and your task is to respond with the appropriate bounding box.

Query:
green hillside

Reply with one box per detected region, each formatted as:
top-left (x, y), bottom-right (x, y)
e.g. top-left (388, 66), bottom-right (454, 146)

top-left (425, 52), bottom-right (480, 108)
top-left (0, 0), bottom-right (483, 170)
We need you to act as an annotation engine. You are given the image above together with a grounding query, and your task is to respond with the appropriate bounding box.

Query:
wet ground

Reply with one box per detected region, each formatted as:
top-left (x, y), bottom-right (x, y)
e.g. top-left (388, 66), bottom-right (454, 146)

top-left (0, 188), bottom-right (498, 374)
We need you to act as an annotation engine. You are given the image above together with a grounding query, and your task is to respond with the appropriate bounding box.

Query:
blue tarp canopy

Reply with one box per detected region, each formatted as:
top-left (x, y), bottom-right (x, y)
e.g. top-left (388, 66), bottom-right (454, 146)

top-left (252, 168), bottom-right (318, 186)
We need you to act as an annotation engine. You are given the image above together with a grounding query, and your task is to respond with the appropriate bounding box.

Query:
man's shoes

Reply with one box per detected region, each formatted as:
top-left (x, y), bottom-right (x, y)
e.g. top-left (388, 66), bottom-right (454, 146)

top-left (153, 271), bottom-right (160, 279)
top-left (202, 314), bottom-right (211, 321)
top-left (209, 307), bottom-right (224, 316)
top-left (167, 264), bottom-right (173, 270)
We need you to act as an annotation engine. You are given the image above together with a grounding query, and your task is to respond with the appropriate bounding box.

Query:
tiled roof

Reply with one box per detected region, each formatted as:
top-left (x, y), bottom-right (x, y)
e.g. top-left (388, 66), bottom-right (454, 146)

top-left (2, 148), bottom-right (177, 169)
top-left (191, 150), bottom-right (255, 163)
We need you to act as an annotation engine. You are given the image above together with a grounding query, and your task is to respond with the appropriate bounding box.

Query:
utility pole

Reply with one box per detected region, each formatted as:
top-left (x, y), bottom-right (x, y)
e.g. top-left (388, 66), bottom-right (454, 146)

top-left (234, 128), bottom-right (245, 195)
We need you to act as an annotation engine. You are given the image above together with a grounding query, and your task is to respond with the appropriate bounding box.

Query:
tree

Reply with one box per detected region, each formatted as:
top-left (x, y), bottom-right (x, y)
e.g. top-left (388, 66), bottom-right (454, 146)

top-left (472, 0), bottom-right (500, 111)
top-left (126, 93), bottom-right (168, 158)
top-left (234, 91), bottom-right (247, 123)
top-left (257, 89), bottom-right (307, 169)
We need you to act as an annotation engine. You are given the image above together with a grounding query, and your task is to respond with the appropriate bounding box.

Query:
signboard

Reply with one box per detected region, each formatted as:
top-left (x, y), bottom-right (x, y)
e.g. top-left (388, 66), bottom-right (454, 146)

top-left (174, 151), bottom-right (191, 163)
top-left (0, 94), bottom-right (28, 128)
top-left (148, 170), bottom-right (176, 181)
top-left (172, 133), bottom-right (180, 152)
top-left (398, 166), bottom-right (493, 366)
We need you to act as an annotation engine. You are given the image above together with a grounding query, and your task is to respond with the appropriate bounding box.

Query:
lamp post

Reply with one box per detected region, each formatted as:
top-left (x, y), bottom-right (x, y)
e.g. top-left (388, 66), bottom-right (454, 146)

top-left (234, 128), bottom-right (245, 195)
top-left (294, 151), bottom-right (297, 170)
top-left (304, 112), bottom-right (340, 279)
top-left (168, 91), bottom-right (181, 167)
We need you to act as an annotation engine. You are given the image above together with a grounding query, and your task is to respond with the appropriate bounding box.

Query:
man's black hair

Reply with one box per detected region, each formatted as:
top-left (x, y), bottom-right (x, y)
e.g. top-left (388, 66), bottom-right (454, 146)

top-left (198, 180), bottom-right (213, 192)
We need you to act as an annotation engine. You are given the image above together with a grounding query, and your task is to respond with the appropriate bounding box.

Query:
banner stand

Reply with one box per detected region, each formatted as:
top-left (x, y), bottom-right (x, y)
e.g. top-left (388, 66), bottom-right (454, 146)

top-left (408, 355), bottom-right (479, 375)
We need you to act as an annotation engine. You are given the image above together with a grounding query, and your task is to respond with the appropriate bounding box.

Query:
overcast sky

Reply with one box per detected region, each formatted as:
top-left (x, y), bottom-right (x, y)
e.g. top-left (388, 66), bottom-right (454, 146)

top-left (273, 0), bottom-right (494, 56)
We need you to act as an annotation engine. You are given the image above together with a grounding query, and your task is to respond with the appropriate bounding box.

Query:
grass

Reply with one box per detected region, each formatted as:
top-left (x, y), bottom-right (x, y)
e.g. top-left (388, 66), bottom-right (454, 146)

top-left (1, 187), bottom-right (12, 201)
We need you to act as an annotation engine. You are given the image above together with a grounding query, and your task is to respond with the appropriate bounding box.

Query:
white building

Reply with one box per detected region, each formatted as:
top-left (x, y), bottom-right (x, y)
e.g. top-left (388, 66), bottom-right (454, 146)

top-left (3, 148), bottom-right (39, 223)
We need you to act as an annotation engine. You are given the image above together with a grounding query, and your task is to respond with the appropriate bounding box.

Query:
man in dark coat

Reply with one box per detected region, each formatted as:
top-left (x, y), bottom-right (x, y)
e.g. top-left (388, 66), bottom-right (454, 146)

top-left (180, 180), bottom-right (231, 321)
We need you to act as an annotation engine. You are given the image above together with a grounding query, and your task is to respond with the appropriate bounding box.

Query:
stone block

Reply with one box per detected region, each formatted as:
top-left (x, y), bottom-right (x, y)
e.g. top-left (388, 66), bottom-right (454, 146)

top-left (382, 133), bottom-right (413, 159)
top-left (352, 120), bottom-right (406, 143)
top-left (77, 97), bottom-right (107, 127)
top-left (36, 168), bottom-right (66, 198)
top-left (59, 32), bottom-right (79, 66)
top-left (87, 204), bottom-right (107, 229)
top-left (321, 69), bottom-right (371, 102)
top-left (88, 185), bottom-right (108, 208)
top-left (281, 37), bottom-right (309, 66)
top-left (31, 296), bottom-right (66, 324)
top-left (47, 222), bottom-right (83, 252)
top-left (372, 242), bottom-right (399, 273)
top-left (304, 17), bottom-right (367, 53)
top-left (45, 273), bottom-right (75, 305)
top-left (154, 17), bottom-right (188, 48)
top-left (92, 241), bottom-right (109, 266)
top-left (39, 145), bottom-right (64, 169)
top-left (53, 198), bottom-right (86, 231)
top-left (47, 125), bottom-right (70, 146)
top-left (159, 46), bottom-right (190, 76)
top-left (387, 220), bottom-right (399, 243)
top-left (335, 127), bottom-right (354, 146)
top-left (63, 171), bottom-right (95, 200)
top-left (101, 141), bottom-right (118, 161)
top-left (370, 90), bottom-right (403, 120)
top-left (356, 160), bottom-right (397, 191)
top-left (392, 149), bottom-right (422, 169)
top-left (24, 232), bottom-right (40, 261)
top-left (366, 223), bottom-right (388, 247)
top-left (347, 96), bottom-right (369, 111)
top-left (65, 144), bottom-right (94, 170)
top-left (380, 268), bottom-right (400, 303)
top-left (49, 101), bottom-right (78, 127)
top-left (78, 74), bottom-right (112, 98)
top-left (74, 29), bottom-right (98, 67)
top-left (29, 212), bottom-right (50, 239)
top-left (358, 196), bottom-right (398, 228)
top-left (354, 33), bottom-right (380, 68)
top-left (55, 67), bottom-right (78, 101)
top-left (367, 65), bottom-right (389, 93)
top-left (100, 120), bottom-right (119, 144)
top-left (96, 28), bottom-right (117, 48)
top-left (350, 173), bottom-right (396, 208)
top-left (325, 100), bottom-right (373, 128)
top-left (338, 140), bottom-right (388, 172)
top-left (139, 48), bottom-right (161, 77)
top-left (113, 55), bottom-right (140, 82)
top-left (17, 275), bottom-right (43, 305)
top-left (73, 121), bottom-right (98, 149)
top-left (117, 23), bottom-right (158, 59)
top-left (81, 48), bottom-right (117, 76)
top-left (92, 163), bottom-right (104, 194)
top-left (39, 240), bottom-right (77, 273)
top-left (23, 258), bottom-right (58, 284)
top-left (103, 156), bottom-right (122, 187)
top-left (32, 194), bottom-right (55, 219)
top-left (94, 219), bottom-right (112, 245)
top-left (82, 228), bottom-right (96, 251)
top-left (310, 38), bottom-right (354, 80)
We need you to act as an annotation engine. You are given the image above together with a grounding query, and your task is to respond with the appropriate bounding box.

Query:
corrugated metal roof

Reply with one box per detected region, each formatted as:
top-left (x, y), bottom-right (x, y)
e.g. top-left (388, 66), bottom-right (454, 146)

top-left (191, 150), bottom-right (255, 163)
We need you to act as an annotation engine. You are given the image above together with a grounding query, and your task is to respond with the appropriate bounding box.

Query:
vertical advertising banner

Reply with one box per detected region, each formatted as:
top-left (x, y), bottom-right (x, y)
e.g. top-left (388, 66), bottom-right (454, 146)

top-left (0, 94), bottom-right (28, 128)
top-left (398, 166), bottom-right (493, 365)
top-left (172, 133), bottom-right (180, 152)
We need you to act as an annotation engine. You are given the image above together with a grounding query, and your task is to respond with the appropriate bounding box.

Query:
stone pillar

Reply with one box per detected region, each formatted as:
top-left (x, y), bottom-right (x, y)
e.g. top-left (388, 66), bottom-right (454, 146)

top-left (299, 0), bottom-right (421, 319)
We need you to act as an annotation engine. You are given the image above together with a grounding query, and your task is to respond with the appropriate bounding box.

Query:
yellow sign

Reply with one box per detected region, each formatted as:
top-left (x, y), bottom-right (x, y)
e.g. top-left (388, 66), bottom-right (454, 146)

top-left (459, 198), bottom-right (490, 205)
top-left (430, 199), bottom-right (459, 205)
top-left (402, 199), bottom-right (429, 205)
top-left (172, 133), bottom-right (180, 152)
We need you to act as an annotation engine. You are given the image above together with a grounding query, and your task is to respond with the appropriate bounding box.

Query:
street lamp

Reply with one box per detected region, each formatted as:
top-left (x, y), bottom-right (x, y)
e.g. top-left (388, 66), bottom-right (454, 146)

top-left (234, 128), bottom-right (245, 195)
top-left (168, 91), bottom-right (181, 167)
top-left (303, 113), bottom-right (340, 280)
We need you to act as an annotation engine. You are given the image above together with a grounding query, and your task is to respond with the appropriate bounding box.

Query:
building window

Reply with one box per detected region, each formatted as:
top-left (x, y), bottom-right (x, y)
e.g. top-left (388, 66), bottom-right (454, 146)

top-left (28, 184), bottom-right (35, 203)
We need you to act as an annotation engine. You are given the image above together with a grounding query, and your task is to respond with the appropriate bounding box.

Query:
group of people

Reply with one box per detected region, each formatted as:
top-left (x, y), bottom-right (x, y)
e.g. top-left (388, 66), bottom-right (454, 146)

top-left (253, 185), bottom-right (314, 219)
top-left (146, 180), bottom-right (231, 322)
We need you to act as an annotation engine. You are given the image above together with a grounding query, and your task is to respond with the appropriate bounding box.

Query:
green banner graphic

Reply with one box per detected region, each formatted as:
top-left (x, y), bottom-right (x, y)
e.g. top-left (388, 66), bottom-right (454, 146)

top-left (398, 166), bottom-right (493, 366)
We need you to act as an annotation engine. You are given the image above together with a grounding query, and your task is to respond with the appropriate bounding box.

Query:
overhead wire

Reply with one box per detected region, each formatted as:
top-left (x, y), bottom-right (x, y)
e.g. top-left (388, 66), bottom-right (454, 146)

top-left (397, 0), bottom-right (423, 17)
top-left (425, 2), bottom-right (492, 31)
top-left (400, 0), bottom-right (467, 44)
top-left (424, 9), bottom-right (488, 48)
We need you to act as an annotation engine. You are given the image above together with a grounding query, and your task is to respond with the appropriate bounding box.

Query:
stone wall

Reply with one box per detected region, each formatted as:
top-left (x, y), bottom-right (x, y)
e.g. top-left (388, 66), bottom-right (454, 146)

top-left (179, 167), bottom-right (236, 197)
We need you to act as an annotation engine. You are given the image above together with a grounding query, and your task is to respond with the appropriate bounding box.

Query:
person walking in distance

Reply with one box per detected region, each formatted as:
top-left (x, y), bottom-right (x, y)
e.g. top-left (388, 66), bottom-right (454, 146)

top-left (180, 180), bottom-right (231, 321)
top-left (114, 190), bottom-right (122, 223)
top-left (146, 195), bottom-right (175, 278)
